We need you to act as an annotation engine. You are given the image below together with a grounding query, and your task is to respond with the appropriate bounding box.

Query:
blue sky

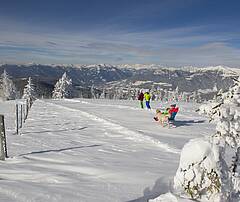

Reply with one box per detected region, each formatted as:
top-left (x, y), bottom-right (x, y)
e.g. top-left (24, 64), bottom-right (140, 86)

top-left (0, 0), bottom-right (240, 66)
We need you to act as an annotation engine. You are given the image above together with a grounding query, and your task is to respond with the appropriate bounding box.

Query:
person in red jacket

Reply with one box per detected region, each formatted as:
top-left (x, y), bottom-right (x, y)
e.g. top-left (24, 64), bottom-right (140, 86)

top-left (168, 104), bottom-right (179, 121)
top-left (138, 90), bottom-right (144, 109)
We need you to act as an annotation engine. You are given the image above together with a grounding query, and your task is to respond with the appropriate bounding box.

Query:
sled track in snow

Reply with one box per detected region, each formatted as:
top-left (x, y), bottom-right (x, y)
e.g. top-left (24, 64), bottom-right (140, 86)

top-left (42, 100), bottom-right (180, 154)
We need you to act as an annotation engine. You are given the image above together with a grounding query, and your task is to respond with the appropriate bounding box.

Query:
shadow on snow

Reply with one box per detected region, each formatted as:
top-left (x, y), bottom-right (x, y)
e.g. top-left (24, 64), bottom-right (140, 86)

top-left (173, 120), bottom-right (205, 127)
top-left (127, 177), bottom-right (172, 202)
top-left (21, 126), bottom-right (88, 135)
top-left (19, 144), bottom-right (101, 156)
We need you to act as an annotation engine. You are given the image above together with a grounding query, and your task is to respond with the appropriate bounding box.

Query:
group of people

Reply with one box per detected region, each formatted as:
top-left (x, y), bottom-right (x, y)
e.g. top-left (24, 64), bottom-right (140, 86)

top-left (138, 91), bottom-right (151, 109)
top-left (154, 104), bottom-right (179, 127)
top-left (137, 90), bottom-right (179, 127)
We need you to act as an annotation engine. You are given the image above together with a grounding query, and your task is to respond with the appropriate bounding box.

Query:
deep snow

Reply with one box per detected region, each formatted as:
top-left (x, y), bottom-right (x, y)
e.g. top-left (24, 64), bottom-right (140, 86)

top-left (0, 99), bottom-right (215, 202)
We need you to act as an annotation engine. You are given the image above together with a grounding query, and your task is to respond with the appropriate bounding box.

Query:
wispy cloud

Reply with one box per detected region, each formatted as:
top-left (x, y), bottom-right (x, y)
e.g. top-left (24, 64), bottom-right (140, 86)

top-left (0, 18), bottom-right (239, 66)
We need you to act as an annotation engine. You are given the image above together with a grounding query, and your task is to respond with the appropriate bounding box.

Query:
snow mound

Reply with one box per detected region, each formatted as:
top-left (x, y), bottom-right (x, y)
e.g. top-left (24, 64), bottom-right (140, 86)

top-left (174, 138), bottom-right (220, 200)
top-left (149, 192), bottom-right (178, 202)
top-left (178, 138), bottom-right (219, 170)
top-left (149, 192), bottom-right (193, 202)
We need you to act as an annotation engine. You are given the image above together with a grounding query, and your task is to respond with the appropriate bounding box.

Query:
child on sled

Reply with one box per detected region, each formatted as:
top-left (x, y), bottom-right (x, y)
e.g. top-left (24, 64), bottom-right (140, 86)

top-left (154, 108), bottom-right (170, 127)
top-left (154, 104), bottom-right (179, 127)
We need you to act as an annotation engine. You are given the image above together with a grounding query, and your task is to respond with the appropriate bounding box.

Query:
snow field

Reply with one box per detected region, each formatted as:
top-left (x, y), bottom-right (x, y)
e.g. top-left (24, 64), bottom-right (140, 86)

top-left (0, 99), bottom-right (215, 201)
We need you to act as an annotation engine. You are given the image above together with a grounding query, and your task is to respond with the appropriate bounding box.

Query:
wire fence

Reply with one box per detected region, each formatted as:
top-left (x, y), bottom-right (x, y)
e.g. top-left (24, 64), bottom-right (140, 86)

top-left (15, 98), bottom-right (34, 135)
top-left (0, 98), bottom-right (34, 161)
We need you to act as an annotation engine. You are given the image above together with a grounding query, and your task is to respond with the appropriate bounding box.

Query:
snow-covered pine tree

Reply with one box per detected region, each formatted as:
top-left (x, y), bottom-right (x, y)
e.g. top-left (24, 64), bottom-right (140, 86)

top-left (0, 69), bottom-right (16, 100)
top-left (100, 88), bottom-right (106, 99)
top-left (192, 91), bottom-right (197, 102)
top-left (179, 92), bottom-right (184, 102)
top-left (106, 90), bottom-right (111, 99)
top-left (112, 89), bottom-right (117, 100)
top-left (216, 89), bottom-right (223, 102)
top-left (134, 89), bottom-right (139, 100)
top-left (213, 77), bottom-right (240, 199)
top-left (150, 85), bottom-right (156, 101)
top-left (183, 92), bottom-right (190, 102)
top-left (79, 91), bottom-right (83, 98)
top-left (158, 90), bottom-right (163, 101)
top-left (213, 83), bottom-right (218, 92)
top-left (174, 77), bottom-right (240, 201)
top-left (167, 90), bottom-right (172, 101)
top-left (192, 90), bottom-right (201, 103)
top-left (164, 89), bottom-right (168, 101)
top-left (114, 87), bottom-right (123, 100)
top-left (52, 72), bottom-right (72, 99)
top-left (90, 84), bottom-right (96, 99)
top-left (174, 86), bottom-right (179, 102)
top-left (22, 77), bottom-right (36, 105)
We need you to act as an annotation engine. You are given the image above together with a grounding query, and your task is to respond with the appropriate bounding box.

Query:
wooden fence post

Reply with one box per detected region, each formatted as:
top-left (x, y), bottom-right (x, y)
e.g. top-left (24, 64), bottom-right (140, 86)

top-left (16, 104), bottom-right (19, 135)
top-left (20, 104), bottom-right (23, 129)
top-left (23, 103), bottom-right (26, 123)
top-left (25, 99), bottom-right (29, 120)
top-left (0, 115), bottom-right (7, 160)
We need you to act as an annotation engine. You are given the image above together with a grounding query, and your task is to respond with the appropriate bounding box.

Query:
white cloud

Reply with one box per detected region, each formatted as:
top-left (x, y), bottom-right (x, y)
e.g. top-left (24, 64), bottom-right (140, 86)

top-left (0, 19), bottom-right (239, 67)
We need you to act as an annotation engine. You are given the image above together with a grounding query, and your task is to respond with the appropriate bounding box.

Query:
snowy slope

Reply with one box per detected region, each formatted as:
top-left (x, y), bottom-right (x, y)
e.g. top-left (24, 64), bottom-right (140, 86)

top-left (0, 99), bottom-right (215, 202)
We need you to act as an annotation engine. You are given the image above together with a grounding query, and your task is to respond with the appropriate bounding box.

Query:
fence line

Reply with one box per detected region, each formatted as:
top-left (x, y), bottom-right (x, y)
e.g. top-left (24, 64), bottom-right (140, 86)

top-left (15, 98), bottom-right (34, 135)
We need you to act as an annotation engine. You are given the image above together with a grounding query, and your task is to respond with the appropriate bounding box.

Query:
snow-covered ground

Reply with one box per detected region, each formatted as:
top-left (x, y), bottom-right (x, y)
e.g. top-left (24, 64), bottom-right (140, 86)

top-left (0, 99), bottom-right (215, 202)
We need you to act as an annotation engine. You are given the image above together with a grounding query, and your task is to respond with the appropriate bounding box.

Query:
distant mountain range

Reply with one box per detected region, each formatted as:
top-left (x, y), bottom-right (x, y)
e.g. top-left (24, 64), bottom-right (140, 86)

top-left (0, 63), bottom-right (239, 99)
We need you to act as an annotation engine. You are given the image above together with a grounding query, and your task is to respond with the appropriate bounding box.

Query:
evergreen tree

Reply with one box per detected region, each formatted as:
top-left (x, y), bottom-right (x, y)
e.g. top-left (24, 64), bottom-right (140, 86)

top-left (192, 91), bottom-right (197, 102)
top-left (22, 77), bottom-right (36, 104)
top-left (175, 77), bottom-right (240, 201)
top-left (79, 91), bottom-right (83, 98)
top-left (90, 84), bottom-right (96, 99)
top-left (52, 72), bottom-right (72, 99)
top-left (164, 89), bottom-right (168, 101)
top-left (158, 90), bottom-right (163, 101)
top-left (0, 69), bottom-right (16, 100)
top-left (174, 86), bottom-right (179, 101)
top-left (192, 91), bottom-right (201, 103)
top-left (100, 88), bottom-right (106, 99)
top-left (114, 87), bottom-right (123, 99)
top-left (181, 92), bottom-right (188, 102)
top-left (213, 83), bottom-right (218, 92)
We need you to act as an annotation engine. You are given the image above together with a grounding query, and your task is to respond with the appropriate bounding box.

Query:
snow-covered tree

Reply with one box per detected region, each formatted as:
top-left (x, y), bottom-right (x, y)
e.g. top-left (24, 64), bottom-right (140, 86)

top-left (213, 83), bottom-right (218, 92)
top-left (216, 89), bottom-right (223, 102)
top-left (100, 88), bottom-right (106, 99)
top-left (52, 72), bottom-right (72, 99)
top-left (90, 84), bottom-right (96, 99)
top-left (182, 92), bottom-right (189, 102)
top-left (164, 89), bottom-right (168, 101)
top-left (127, 86), bottom-right (131, 100)
top-left (192, 91), bottom-right (197, 102)
top-left (0, 69), bottom-right (16, 100)
top-left (22, 77), bottom-right (36, 105)
top-left (113, 87), bottom-right (123, 100)
top-left (172, 86), bottom-right (179, 102)
top-left (214, 77), bottom-right (240, 197)
top-left (134, 89), bottom-right (139, 100)
top-left (79, 91), bottom-right (83, 98)
top-left (174, 77), bottom-right (240, 201)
